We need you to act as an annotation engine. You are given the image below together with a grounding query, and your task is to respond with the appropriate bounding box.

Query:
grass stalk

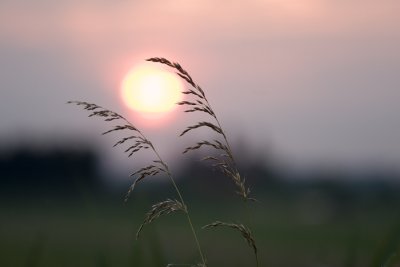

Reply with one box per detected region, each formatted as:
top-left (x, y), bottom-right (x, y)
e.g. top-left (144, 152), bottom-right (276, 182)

top-left (147, 57), bottom-right (259, 266)
top-left (68, 101), bottom-right (206, 266)
top-left (152, 148), bottom-right (207, 266)
top-left (111, 115), bottom-right (207, 266)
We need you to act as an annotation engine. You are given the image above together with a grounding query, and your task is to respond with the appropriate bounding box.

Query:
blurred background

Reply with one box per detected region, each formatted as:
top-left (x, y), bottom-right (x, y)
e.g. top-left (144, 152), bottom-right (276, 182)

top-left (1, 1), bottom-right (400, 266)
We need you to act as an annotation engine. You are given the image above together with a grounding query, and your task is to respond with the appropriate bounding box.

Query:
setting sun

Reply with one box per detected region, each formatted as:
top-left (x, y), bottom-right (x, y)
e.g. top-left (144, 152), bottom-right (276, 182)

top-left (121, 64), bottom-right (183, 114)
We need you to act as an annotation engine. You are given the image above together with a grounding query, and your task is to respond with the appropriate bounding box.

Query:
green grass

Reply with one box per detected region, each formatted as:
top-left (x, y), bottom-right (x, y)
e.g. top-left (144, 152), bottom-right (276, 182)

top-left (1, 195), bottom-right (399, 267)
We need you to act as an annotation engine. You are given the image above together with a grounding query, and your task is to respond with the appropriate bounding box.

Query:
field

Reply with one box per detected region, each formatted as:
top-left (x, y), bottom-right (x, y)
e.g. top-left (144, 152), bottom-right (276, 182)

top-left (1, 185), bottom-right (399, 267)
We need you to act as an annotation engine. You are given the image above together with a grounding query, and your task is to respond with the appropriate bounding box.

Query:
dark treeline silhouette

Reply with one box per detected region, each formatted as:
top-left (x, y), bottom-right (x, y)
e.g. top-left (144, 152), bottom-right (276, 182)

top-left (0, 148), bottom-right (100, 196)
top-left (176, 156), bottom-right (400, 215)
top-left (1, 147), bottom-right (400, 210)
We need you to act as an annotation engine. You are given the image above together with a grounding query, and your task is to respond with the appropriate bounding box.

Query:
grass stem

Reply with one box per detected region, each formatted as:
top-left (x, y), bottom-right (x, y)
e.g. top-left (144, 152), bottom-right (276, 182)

top-left (152, 145), bottom-right (207, 266)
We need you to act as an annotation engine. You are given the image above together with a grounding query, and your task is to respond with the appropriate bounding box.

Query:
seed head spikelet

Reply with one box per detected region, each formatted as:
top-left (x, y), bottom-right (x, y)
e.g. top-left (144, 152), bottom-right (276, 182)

top-left (68, 101), bottom-right (164, 201)
top-left (146, 58), bottom-right (252, 201)
top-left (137, 199), bottom-right (186, 239)
top-left (203, 221), bottom-right (258, 262)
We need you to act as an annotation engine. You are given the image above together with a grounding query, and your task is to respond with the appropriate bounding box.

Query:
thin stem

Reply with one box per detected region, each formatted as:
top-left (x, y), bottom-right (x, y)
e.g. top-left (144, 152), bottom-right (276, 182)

top-left (205, 99), bottom-right (259, 266)
top-left (152, 148), bottom-right (207, 266)
top-left (120, 116), bottom-right (206, 265)
top-left (202, 97), bottom-right (239, 176)
top-left (244, 202), bottom-right (259, 267)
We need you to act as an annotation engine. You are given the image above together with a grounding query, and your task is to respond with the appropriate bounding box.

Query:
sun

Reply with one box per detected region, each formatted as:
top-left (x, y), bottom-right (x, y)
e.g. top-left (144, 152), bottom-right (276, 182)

top-left (121, 63), bottom-right (183, 114)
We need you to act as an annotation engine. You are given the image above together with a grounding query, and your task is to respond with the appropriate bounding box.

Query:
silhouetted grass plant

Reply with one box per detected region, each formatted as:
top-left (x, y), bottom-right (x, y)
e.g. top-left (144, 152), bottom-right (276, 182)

top-left (147, 57), bottom-right (259, 266)
top-left (69, 57), bottom-right (258, 267)
top-left (68, 101), bottom-right (206, 267)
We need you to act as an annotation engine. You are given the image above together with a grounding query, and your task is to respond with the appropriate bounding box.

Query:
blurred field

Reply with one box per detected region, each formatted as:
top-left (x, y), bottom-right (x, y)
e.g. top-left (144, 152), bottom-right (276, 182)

top-left (1, 149), bottom-right (400, 266)
top-left (1, 189), bottom-right (400, 267)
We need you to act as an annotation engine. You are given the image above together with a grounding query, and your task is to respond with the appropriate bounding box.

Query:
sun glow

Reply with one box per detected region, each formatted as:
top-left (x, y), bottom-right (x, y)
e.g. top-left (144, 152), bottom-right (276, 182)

top-left (121, 64), bottom-right (183, 114)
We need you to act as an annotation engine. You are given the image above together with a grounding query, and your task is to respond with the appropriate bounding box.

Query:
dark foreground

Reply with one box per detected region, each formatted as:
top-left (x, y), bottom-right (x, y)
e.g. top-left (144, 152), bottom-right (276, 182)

top-left (1, 188), bottom-right (399, 267)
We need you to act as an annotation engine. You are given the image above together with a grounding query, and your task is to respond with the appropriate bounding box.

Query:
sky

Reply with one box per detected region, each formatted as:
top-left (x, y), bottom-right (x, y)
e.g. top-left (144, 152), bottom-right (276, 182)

top-left (1, 0), bottom-right (399, 174)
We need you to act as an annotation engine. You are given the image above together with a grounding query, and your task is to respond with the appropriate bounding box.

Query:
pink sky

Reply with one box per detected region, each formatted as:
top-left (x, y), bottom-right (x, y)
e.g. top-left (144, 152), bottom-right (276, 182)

top-left (1, 0), bottom-right (399, 171)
